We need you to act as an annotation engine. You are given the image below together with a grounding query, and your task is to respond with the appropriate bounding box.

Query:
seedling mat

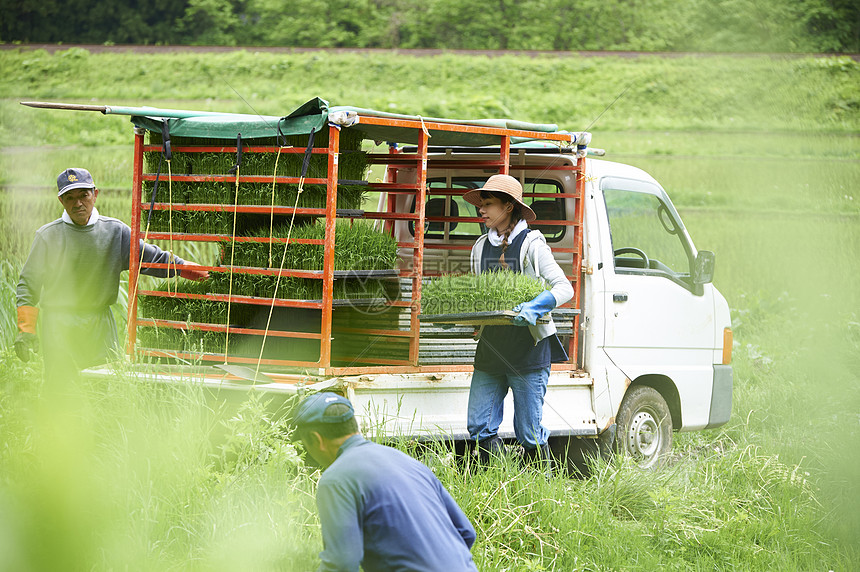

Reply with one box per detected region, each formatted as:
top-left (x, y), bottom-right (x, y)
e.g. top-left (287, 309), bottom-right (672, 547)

top-left (419, 310), bottom-right (555, 326)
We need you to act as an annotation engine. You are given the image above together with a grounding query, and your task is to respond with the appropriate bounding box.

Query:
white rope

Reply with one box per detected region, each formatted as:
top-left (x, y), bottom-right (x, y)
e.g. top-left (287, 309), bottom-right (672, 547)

top-left (417, 115), bottom-right (432, 139)
top-left (254, 174), bottom-right (305, 382)
top-left (268, 146), bottom-right (284, 268)
top-left (167, 160), bottom-right (177, 296)
top-left (223, 166), bottom-right (240, 361)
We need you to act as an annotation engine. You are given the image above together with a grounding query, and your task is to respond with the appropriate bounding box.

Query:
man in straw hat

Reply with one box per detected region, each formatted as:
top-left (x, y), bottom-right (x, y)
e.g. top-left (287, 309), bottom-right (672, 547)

top-left (15, 167), bottom-right (209, 383)
top-left (292, 392), bottom-right (478, 571)
top-left (461, 174), bottom-right (574, 471)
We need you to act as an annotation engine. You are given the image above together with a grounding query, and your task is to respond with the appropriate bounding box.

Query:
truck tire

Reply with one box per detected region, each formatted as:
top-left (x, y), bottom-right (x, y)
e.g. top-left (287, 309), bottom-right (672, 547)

top-left (616, 385), bottom-right (673, 469)
top-left (549, 430), bottom-right (614, 477)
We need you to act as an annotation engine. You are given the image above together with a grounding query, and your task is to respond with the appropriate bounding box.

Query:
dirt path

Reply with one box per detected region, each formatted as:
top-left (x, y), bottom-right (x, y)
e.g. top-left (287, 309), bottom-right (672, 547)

top-left (3, 44), bottom-right (857, 60)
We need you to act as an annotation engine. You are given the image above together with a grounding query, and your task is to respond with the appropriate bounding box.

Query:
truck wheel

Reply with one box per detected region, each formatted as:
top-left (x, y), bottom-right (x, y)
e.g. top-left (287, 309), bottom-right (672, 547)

top-left (616, 385), bottom-right (672, 469)
top-left (549, 432), bottom-right (614, 478)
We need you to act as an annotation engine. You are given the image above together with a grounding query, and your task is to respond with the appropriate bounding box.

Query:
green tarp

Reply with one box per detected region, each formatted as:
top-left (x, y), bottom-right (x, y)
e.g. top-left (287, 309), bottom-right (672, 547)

top-left (125, 97), bottom-right (329, 141)
top-left (122, 97), bottom-right (568, 147)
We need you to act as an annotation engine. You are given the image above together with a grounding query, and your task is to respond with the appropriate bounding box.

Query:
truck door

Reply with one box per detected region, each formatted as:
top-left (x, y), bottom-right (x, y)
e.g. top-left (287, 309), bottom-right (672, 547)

top-left (598, 177), bottom-right (715, 429)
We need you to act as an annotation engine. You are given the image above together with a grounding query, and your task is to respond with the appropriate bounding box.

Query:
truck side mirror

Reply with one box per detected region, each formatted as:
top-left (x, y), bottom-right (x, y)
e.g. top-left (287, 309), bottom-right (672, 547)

top-left (693, 251), bottom-right (716, 284)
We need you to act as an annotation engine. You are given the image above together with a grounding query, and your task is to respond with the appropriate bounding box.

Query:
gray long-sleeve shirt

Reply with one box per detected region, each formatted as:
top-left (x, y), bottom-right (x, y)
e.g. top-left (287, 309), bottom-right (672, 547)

top-left (17, 213), bottom-right (186, 312)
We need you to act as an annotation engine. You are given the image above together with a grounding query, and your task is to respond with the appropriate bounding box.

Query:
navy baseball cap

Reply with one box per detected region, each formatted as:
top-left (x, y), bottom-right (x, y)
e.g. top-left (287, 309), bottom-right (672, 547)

top-left (57, 168), bottom-right (96, 196)
top-left (292, 392), bottom-right (355, 427)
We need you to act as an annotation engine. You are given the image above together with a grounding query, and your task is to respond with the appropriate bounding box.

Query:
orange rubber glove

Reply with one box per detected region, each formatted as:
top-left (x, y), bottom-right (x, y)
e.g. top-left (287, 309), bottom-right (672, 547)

top-left (15, 306), bottom-right (39, 362)
top-left (18, 305), bottom-right (38, 334)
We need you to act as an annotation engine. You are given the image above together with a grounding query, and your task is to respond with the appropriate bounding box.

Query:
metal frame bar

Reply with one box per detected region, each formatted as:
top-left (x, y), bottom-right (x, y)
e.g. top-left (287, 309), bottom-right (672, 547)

top-left (570, 156), bottom-right (586, 366)
top-left (319, 125), bottom-right (340, 368)
top-left (142, 145), bottom-right (330, 154)
top-left (126, 130), bottom-right (144, 357)
top-left (139, 289), bottom-right (324, 309)
top-left (141, 174), bottom-right (329, 185)
top-left (146, 233), bottom-right (323, 244)
top-left (139, 262), bottom-right (330, 279)
top-left (138, 318), bottom-right (323, 340)
top-left (408, 131), bottom-right (428, 366)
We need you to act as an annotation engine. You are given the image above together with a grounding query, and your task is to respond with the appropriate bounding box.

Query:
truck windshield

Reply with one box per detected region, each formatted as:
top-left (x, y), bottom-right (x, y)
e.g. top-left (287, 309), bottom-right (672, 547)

top-left (603, 189), bottom-right (692, 277)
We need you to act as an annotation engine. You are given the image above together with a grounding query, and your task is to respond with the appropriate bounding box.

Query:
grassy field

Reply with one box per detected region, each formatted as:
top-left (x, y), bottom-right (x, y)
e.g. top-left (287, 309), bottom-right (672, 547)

top-left (0, 48), bottom-right (858, 570)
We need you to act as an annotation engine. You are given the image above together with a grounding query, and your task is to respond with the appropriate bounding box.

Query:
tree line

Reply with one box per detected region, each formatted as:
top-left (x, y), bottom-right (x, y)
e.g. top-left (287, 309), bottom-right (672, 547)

top-left (2, 0), bottom-right (858, 53)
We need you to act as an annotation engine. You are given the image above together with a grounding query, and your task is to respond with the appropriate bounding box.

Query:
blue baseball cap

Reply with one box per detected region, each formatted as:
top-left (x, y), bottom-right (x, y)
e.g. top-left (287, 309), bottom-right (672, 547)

top-left (57, 168), bottom-right (96, 196)
top-left (292, 392), bottom-right (354, 426)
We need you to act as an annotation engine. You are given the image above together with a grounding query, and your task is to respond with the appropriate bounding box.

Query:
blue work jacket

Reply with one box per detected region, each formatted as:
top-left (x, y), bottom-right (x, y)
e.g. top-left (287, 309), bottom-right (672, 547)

top-left (316, 435), bottom-right (478, 572)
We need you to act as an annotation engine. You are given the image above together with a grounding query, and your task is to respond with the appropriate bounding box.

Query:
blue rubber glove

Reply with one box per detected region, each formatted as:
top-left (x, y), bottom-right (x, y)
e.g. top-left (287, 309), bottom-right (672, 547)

top-left (512, 290), bottom-right (557, 326)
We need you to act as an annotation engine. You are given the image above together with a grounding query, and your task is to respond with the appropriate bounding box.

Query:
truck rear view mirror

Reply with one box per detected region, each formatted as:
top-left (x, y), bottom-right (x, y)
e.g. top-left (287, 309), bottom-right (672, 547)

top-left (694, 251), bottom-right (716, 284)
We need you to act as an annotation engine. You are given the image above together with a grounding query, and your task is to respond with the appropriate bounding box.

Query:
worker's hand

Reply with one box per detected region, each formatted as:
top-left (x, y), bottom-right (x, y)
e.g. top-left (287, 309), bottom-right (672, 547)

top-left (179, 262), bottom-right (209, 281)
top-left (14, 332), bottom-right (38, 362)
top-left (512, 291), bottom-right (557, 327)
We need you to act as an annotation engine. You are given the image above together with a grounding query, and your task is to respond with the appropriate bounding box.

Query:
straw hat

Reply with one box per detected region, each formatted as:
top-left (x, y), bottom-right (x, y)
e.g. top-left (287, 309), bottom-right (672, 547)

top-left (462, 174), bottom-right (536, 222)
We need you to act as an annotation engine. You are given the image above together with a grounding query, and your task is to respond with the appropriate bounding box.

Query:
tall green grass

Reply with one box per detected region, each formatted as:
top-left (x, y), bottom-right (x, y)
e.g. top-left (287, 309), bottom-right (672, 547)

top-left (2, 51), bottom-right (858, 138)
top-left (0, 367), bottom-right (318, 570)
top-left (0, 261), bottom-right (18, 349)
top-left (0, 355), bottom-right (850, 570)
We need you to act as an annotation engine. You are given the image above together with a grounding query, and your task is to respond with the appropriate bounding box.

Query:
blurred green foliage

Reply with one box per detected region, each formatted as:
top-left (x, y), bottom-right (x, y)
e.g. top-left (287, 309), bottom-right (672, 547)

top-left (1, 0), bottom-right (858, 53)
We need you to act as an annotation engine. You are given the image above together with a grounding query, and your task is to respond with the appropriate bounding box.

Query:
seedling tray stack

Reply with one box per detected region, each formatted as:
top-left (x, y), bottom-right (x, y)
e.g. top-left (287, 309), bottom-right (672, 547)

top-left (129, 118), bottom-right (410, 370)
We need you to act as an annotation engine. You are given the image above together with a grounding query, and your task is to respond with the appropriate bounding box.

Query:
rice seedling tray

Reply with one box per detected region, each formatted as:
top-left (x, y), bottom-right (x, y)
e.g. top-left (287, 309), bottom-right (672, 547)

top-left (419, 310), bottom-right (557, 326)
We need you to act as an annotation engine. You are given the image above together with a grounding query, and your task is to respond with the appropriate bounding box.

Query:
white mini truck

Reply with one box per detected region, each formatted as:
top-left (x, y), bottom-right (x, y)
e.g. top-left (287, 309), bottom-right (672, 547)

top-left (48, 100), bottom-right (732, 470)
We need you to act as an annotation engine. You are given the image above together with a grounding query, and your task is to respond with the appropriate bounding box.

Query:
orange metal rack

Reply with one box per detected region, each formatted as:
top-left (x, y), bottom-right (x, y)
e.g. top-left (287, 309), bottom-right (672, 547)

top-left (126, 115), bottom-right (585, 377)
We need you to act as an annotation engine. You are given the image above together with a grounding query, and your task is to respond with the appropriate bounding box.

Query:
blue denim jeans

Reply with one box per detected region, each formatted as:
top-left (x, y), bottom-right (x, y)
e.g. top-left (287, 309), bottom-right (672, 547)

top-left (467, 366), bottom-right (550, 450)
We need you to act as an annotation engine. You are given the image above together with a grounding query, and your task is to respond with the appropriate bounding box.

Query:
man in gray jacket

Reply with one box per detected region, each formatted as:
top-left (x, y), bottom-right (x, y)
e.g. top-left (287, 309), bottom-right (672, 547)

top-left (15, 167), bottom-right (208, 383)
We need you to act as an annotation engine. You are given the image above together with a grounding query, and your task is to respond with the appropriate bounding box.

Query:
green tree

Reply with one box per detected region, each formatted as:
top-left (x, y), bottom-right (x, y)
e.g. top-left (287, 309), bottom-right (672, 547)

top-left (180, 0), bottom-right (242, 45)
top-left (0, 0), bottom-right (857, 52)
top-left (0, 0), bottom-right (187, 44)
top-left (234, 0), bottom-right (373, 47)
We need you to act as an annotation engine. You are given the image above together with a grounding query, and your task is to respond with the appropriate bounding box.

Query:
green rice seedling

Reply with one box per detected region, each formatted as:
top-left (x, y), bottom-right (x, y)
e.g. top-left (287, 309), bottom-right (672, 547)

top-left (137, 322), bottom-right (230, 356)
top-left (183, 210), bottom-right (206, 234)
top-left (421, 270), bottom-right (549, 315)
top-left (219, 220), bottom-right (397, 272)
top-left (333, 220), bottom-right (399, 270)
top-left (182, 182), bottom-right (231, 205)
top-left (145, 130), bottom-right (366, 180)
top-left (142, 209), bottom-right (185, 234)
top-left (176, 210), bottom-right (229, 235)
top-left (335, 184), bottom-right (368, 211)
top-left (143, 130), bottom-right (369, 238)
top-left (238, 151), bottom-right (269, 178)
top-left (140, 179), bottom-right (179, 206)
